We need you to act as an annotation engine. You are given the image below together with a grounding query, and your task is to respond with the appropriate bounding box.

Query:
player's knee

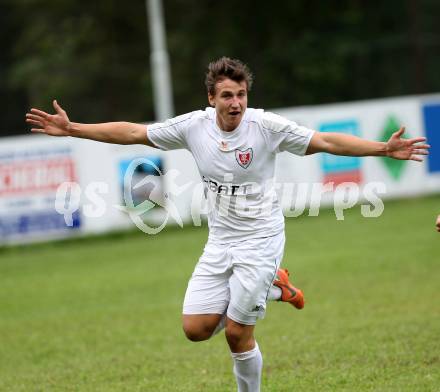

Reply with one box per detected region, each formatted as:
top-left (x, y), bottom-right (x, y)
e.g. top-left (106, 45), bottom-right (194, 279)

top-left (225, 322), bottom-right (254, 352)
top-left (182, 321), bottom-right (212, 342)
top-left (182, 327), bottom-right (210, 342)
top-left (225, 324), bottom-right (244, 347)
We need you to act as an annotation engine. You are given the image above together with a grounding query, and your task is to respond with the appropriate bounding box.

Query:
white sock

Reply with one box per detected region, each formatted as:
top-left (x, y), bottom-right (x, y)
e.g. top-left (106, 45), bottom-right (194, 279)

top-left (267, 285), bottom-right (282, 301)
top-left (212, 314), bottom-right (226, 336)
top-left (231, 342), bottom-right (263, 392)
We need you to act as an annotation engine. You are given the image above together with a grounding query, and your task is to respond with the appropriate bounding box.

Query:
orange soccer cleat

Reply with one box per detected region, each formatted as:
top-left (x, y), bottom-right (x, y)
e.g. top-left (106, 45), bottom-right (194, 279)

top-left (273, 268), bottom-right (305, 309)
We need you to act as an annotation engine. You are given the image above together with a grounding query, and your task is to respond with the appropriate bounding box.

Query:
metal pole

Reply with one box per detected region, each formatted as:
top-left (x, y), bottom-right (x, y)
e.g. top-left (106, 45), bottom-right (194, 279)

top-left (146, 0), bottom-right (174, 121)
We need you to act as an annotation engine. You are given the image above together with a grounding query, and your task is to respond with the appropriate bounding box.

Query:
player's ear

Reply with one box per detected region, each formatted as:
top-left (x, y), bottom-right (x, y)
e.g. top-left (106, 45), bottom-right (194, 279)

top-left (208, 93), bottom-right (215, 107)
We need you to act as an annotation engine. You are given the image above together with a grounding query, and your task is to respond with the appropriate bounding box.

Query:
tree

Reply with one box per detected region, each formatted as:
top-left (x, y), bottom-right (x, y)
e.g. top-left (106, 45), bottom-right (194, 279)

top-left (2, 0), bottom-right (440, 136)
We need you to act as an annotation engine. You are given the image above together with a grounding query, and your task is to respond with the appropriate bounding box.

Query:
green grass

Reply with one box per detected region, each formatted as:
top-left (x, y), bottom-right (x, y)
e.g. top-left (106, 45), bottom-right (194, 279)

top-left (1, 195), bottom-right (439, 391)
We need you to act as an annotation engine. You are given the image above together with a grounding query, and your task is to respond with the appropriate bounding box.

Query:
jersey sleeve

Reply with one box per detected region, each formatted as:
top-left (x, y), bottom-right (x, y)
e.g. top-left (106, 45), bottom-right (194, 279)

top-left (147, 111), bottom-right (197, 151)
top-left (262, 111), bottom-right (314, 156)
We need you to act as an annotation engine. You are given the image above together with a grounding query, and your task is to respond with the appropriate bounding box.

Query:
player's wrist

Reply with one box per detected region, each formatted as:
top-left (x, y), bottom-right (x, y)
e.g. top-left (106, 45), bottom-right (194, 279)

top-left (67, 122), bottom-right (84, 137)
top-left (381, 141), bottom-right (391, 157)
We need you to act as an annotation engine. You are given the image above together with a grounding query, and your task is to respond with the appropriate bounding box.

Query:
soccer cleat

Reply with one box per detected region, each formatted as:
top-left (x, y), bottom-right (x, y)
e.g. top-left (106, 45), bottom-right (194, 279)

top-left (273, 268), bottom-right (305, 309)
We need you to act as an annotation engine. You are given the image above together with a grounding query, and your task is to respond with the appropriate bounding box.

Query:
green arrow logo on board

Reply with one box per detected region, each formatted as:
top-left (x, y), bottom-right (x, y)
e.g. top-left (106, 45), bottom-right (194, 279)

top-left (379, 116), bottom-right (409, 180)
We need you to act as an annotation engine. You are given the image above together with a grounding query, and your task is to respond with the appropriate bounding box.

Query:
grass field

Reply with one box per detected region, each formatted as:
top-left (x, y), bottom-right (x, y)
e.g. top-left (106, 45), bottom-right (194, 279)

top-left (1, 195), bottom-right (439, 391)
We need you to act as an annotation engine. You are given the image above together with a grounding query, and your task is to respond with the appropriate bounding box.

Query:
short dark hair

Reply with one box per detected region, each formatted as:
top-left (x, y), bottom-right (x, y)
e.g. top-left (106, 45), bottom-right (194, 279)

top-left (205, 57), bottom-right (253, 96)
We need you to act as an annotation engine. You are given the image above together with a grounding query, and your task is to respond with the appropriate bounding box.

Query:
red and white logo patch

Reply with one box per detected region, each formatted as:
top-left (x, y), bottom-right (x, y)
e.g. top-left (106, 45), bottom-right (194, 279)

top-left (235, 148), bottom-right (253, 169)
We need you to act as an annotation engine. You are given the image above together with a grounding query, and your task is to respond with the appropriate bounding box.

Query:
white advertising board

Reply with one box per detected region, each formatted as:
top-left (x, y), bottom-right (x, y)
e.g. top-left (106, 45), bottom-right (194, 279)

top-left (1, 93), bottom-right (439, 244)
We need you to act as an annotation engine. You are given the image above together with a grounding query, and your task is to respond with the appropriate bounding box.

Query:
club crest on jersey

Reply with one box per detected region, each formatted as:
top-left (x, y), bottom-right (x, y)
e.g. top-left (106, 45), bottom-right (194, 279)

top-left (235, 148), bottom-right (253, 169)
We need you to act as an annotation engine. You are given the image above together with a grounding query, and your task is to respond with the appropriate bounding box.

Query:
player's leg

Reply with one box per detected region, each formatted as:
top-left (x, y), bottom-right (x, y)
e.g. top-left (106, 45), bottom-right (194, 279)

top-left (211, 266), bottom-right (306, 339)
top-left (225, 232), bottom-right (286, 391)
top-left (225, 317), bottom-right (255, 352)
top-left (182, 313), bottom-right (224, 341)
top-left (225, 318), bottom-right (262, 392)
top-left (182, 275), bottom-right (229, 341)
top-left (268, 268), bottom-right (305, 309)
top-left (226, 277), bottom-right (265, 392)
top-left (181, 240), bottom-right (231, 341)
top-left (203, 268), bottom-right (306, 339)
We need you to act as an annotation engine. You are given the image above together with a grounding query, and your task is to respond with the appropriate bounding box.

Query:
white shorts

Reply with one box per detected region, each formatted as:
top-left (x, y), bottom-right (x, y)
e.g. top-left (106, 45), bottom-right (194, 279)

top-left (182, 232), bottom-right (285, 325)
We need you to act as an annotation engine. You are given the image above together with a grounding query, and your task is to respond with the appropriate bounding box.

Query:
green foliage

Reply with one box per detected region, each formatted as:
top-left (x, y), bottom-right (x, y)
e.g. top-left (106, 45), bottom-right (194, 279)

top-left (2, 1), bottom-right (440, 135)
top-left (0, 196), bottom-right (439, 391)
top-left (6, 0), bottom-right (152, 127)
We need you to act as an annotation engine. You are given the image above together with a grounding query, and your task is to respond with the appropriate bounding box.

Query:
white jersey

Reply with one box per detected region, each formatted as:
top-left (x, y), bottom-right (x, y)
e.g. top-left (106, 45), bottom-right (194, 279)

top-left (147, 107), bottom-right (314, 243)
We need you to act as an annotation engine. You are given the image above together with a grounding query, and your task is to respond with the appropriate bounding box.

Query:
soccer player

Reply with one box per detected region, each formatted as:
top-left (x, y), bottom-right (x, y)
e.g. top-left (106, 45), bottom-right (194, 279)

top-left (25, 57), bottom-right (429, 392)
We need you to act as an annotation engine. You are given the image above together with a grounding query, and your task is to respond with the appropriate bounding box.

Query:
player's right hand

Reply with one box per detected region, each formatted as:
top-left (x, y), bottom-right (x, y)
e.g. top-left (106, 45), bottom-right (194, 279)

top-left (25, 100), bottom-right (72, 137)
top-left (436, 215), bottom-right (440, 232)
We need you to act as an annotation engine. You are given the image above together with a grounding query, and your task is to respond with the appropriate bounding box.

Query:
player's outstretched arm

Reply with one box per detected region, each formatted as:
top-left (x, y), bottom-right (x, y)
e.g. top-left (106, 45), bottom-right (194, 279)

top-left (306, 127), bottom-right (429, 161)
top-left (25, 100), bottom-right (155, 147)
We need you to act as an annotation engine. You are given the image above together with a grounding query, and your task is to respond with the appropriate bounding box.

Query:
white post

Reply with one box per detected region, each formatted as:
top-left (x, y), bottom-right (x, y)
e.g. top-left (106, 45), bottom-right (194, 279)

top-left (146, 0), bottom-right (174, 121)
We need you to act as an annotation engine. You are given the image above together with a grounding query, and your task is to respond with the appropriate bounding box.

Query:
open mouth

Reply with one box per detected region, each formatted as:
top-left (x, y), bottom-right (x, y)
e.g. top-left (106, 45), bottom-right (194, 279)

top-left (229, 111), bottom-right (240, 116)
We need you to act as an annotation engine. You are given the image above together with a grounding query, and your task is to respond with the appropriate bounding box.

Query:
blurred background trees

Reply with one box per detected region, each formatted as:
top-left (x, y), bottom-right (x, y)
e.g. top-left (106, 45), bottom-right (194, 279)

top-left (2, 0), bottom-right (440, 136)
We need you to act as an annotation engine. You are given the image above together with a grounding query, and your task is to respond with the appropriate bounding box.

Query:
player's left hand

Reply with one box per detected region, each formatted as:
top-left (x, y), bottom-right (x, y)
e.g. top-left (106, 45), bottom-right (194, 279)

top-left (436, 215), bottom-right (440, 232)
top-left (385, 127), bottom-right (430, 161)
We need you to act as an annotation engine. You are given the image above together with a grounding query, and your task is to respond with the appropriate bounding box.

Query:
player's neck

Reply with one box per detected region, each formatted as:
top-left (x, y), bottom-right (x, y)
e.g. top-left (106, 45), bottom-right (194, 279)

top-left (216, 115), bottom-right (241, 132)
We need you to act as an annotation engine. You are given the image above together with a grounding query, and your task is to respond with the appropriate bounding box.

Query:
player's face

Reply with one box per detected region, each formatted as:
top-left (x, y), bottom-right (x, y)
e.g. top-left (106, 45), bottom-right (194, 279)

top-left (208, 78), bottom-right (248, 132)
